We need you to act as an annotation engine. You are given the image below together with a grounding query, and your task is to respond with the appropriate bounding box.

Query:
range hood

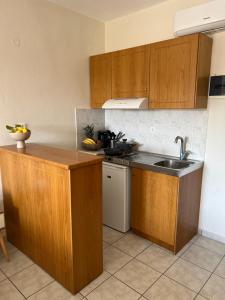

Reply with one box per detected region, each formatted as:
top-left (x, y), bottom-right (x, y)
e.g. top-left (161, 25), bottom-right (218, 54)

top-left (102, 98), bottom-right (148, 110)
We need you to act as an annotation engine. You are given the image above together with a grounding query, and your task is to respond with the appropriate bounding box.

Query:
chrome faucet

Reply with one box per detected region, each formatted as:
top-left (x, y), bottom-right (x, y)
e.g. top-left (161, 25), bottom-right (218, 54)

top-left (174, 136), bottom-right (190, 160)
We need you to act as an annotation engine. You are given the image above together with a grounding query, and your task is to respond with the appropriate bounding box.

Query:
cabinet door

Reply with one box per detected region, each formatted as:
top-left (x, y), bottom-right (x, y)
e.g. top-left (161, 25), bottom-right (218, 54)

top-left (90, 53), bottom-right (111, 108)
top-left (131, 168), bottom-right (179, 247)
top-left (149, 34), bottom-right (199, 108)
top-left (112, 45), bottom-right (149, 99)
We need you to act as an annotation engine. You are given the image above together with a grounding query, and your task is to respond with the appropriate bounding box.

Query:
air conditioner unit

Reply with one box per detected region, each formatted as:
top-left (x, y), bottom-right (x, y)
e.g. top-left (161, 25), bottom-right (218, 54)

top-left (174, 0), bottom-right (225, 36)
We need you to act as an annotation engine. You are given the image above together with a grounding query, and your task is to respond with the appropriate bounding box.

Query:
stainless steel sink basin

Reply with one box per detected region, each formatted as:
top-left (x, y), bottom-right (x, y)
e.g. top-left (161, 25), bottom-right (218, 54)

top-left (154, 159), bottom-right (193, 170)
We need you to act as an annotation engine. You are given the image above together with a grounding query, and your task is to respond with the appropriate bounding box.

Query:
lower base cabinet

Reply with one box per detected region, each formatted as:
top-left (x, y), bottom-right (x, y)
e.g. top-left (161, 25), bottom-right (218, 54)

top-left (131, 167), bottom-right (203, 253)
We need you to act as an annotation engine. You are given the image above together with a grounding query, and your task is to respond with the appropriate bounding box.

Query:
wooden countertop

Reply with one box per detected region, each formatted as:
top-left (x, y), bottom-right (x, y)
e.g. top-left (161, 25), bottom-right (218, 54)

top-left (0, 143), bottom-right (103, 170)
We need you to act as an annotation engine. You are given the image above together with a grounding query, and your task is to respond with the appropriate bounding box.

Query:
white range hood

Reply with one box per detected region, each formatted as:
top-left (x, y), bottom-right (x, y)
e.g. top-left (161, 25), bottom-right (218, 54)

top-left (102, 98), bottom-right (148, 110)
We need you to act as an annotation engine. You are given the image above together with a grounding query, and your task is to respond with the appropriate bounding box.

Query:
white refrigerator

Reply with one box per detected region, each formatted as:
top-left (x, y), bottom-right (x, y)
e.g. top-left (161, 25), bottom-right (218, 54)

top-left (102, 162), bottom-right (131, 232)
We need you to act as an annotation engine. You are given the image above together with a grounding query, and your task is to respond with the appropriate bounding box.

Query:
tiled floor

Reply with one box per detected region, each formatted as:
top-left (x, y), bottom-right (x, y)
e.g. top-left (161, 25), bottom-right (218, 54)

top-left (1, 227), bottom-right (225, 300)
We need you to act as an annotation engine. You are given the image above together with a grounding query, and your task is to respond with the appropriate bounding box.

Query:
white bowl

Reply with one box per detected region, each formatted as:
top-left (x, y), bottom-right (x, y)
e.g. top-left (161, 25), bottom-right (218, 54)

top-left (9, 131), bottom-right (31, 148)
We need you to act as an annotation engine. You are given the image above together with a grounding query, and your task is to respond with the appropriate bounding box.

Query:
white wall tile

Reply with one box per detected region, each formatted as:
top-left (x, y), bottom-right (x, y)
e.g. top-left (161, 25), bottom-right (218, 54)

top-left (105, 109), bottom-right (208, 160)
top-left (75, 108), bottom-right (105, 149)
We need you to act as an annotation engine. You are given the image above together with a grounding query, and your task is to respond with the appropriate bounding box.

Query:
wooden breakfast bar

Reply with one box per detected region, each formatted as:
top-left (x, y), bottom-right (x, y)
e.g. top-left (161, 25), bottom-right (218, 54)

top-left (0, 144), bottom-right (103, 294)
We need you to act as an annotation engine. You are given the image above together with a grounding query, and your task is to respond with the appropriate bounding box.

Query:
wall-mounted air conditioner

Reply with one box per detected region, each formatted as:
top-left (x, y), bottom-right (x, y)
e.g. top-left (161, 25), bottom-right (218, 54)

top-left (174, 0), bottom-right (225, 36)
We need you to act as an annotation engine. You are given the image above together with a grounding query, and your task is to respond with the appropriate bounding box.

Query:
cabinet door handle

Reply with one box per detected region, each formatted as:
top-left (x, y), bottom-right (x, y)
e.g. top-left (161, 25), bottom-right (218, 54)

top-left (107, 175), bottom-right (111, 179)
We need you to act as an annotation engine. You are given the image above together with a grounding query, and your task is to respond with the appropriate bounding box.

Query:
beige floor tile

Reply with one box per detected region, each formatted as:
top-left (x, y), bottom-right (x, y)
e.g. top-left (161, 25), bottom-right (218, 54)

top-left (103, 246), bottom-right (132, 274)
top-left (181, 244), bottom-right (223, 272)
top-left (0, 241), bottom-right (18, 258)
top-left (195, 295), bottom-right (207, 300)
top-left (175, 235), bottom-right (200, 257)
top-left (86, 276), bottom-right (140, 300)
top-left (214, 256), bottom-right (225, 279)
top-left (194, 236), bottom-right (225, 255)
top-left (114, 259), bottom-right (160, 294)
top-left (136, 245), bottom-right (178, 273)
top-left (103, 241), bottom-right (110, 249)
top-left (165, 259), bottom-right (211, 293)
top-left (0, 250), bottom-right (33, 277)
top-left (176, 242), bottom-right (193, 257)
top-left (80, 271), bottom-right (111, 296)
top-left (113, 232), bottom-right (152, 257)
top-left (28, 281), bottom-right (83, 299)
top-left (10, 264), bottom-right (53, 297)
top-left (200, 274), bottom-right (225, 300)
top-left (0, 279), bottom-right (25, 299)
top-left (0, 269), bottom-right (6, 282)
top-left (103, 226), bottom-right (124, 244)
top-left (144, 275), bottom-right (196, 300)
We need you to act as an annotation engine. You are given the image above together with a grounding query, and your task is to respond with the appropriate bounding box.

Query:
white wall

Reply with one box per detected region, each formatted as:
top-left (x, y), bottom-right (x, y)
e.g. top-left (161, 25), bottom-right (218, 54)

top-left (200, 31), bottom-right (225, 243)
top-left (0, 0), bottom-right (105, 205)
top-left (105, 0), bottom-right (225, 241)
top-left (0, 0), bottom-right (104, 149)
top-left (106, 0), bottom-right (207, 51)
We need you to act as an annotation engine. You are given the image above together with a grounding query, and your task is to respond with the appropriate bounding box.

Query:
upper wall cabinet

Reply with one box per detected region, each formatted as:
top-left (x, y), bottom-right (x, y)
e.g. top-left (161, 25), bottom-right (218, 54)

top-left (149, 34), bottom-right (212, 109)
top-left (89, 33), bottom-right (212, 109)
top-left (90, 53), bottom-right (112, 109)
top-left (111, 45), bottom-right (149, 98)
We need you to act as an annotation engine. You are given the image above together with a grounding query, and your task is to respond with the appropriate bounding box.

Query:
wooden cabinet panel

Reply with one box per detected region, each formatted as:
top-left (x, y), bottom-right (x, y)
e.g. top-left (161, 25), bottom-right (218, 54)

top-left (149, 34), bottom-right (198, 108)
top-left (149, 34), bottom-right (212, 109)
top-left (131, 166), bottom-right (203, 253)
top-left (112, 45), bottom-right (149, 99)
top-left (131, 168), bottom-right (152, 235)
top-left (90, 33), bottom-right (212, 109)
top-left (131, 168), bottom-right (179, 247)
top-left (175, 168), bottom-right (203, 253)
top-left (90, 53), bottom-right (111, 108)
top-left (0, 146), bottom-right (103, 294)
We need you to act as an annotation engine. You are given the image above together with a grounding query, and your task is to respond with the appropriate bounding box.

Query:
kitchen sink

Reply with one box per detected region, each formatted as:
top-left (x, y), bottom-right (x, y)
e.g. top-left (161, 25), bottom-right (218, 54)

top-left (154, 159), bottom-right (193, 170)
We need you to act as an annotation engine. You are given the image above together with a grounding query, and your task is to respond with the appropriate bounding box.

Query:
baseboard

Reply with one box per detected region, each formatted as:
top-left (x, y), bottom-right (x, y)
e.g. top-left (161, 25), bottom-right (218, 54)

top-left (200, 228), bottom-right (225, 244)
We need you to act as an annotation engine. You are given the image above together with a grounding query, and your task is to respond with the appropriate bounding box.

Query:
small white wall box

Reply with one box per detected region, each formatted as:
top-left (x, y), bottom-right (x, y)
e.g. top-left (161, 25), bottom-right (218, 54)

top-left (209, 75), bottom-right (225, 97)
top-left (174, 0), bottom-right (225, 36)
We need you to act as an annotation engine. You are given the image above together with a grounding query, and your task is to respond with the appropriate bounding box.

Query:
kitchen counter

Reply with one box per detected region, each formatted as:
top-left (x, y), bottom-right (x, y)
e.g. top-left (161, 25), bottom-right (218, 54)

top-left (0, 144), bottom-right (103, 294)
top-left (0, 143), bottom-right (103, 170)
top-left (105, 151), bottom-right (203, 177)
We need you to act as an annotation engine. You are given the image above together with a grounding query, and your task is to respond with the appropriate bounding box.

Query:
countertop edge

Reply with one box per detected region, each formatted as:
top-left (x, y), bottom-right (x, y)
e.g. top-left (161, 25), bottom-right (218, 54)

top-left (0, 144), bottom-right (103, 170)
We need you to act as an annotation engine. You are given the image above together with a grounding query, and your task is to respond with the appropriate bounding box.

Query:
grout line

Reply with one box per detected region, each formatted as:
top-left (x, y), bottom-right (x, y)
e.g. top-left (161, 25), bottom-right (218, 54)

top-left (103, 231), bottom-right (201, 297)
top-left (0, 262), bottom-right (35, 279)
top-left (3, 228), bottom-right (224, 299)
top-left (111, 242), bottom-right (153, 259)
top-left (2, 276), bottom-right (28, 299)
top-left (25, 279), bottom-right (55, 299)
top-left (84, 235), bottom-right (154, 298)
top-left (197, 252), bottom-right (225, 298)
top-left (179, 256), bottom-right (217, 273)
top-left (193, 241), bottom-right (225, 257)
top-left (80, 272), bottom-right (113, 298)
top-left (112, 274), bottom-right (142, 296)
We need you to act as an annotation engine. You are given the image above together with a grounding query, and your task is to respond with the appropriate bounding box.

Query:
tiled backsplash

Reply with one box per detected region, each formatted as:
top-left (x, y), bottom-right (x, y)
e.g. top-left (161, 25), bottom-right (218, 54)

top-left (105, 109), bottom-right (209, 160)
top-left (75, 108), bottom-right (105, 150)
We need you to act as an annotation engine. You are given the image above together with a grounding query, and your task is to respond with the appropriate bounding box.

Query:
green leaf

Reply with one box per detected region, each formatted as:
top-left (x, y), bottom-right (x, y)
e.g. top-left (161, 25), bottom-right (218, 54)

top-left (6, 125), bottom-right (14, 130)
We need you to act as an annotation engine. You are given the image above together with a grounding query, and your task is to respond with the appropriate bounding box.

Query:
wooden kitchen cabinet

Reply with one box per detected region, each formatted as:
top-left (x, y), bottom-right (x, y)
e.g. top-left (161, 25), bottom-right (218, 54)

top-left (0, 144), bottom-right (103, 294)
top-left (131, 167), bottom-right (203, 253)
top-left (90, 53), bottom-right (112, 108)
top-left (149, 33), bottom-right (212, 109)
top-left (111, 45), bottom-right (149, 99)
top-left (90, 33), bottom-right (212, 109)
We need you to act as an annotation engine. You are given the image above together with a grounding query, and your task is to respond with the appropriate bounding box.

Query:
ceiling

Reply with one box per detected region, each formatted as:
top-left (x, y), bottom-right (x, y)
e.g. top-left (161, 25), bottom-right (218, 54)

top-left (48, 0), bottom-right (167, 21)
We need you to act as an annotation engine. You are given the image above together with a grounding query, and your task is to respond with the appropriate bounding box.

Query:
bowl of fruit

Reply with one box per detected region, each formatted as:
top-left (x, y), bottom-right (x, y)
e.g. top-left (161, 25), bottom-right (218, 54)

top-left (6, 124), bottom-right (31, 149)
top-left (82, 124), bottom-right (102, 151)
